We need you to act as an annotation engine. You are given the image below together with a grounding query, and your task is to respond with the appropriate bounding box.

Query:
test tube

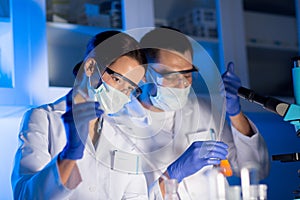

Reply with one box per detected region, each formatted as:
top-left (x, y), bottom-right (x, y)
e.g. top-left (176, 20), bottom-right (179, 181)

top-left (228, 186), bottom-right (242, 200)
top-left (240, 164), bottom-right (267, 200)
top-left (210, 129), bottom-right (233, 177)
top-left (205, 167), bottom-right (227, 200)
top-left (164, 179), bottom-right (181, 200)
top-left (257, 184), bottom-right (268, 200)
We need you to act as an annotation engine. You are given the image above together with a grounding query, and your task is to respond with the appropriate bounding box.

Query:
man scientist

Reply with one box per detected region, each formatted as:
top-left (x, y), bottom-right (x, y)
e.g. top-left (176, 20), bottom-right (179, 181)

top-left (134, 27), bottom-right (270, 199)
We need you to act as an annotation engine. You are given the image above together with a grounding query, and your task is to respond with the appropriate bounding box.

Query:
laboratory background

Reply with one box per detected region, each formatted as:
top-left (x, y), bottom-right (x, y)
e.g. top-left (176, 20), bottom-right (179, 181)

top-left (1, 0), bottom-right (300, 199)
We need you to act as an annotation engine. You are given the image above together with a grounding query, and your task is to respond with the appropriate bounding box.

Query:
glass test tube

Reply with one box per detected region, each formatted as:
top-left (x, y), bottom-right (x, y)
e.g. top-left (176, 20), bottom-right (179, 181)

top-left (241, 164), bottom-right (267, 200)
top-left (205, 167), bottom-right (227, 200)
top-left (164, 179), bottom-right (181, 200)
top-left (210, 129), bottom-right (233, 177)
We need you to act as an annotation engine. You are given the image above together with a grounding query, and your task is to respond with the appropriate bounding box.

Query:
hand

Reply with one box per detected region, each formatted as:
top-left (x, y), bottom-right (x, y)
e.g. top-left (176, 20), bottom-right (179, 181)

top-left (59, 99), bottom-right (103, 160)
top-left (167, 141), bottom-right (228, 183)
top-left (221, 62), bottom-right (242, 116)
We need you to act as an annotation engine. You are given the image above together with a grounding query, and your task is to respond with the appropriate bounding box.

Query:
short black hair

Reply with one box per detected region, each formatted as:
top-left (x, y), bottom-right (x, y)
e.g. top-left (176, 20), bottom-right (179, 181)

top-left (140, 27), bottom-right (193, 63)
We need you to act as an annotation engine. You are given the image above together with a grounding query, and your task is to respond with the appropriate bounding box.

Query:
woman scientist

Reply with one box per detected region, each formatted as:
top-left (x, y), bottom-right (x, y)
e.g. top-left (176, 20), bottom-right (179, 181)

top-left (11, 30), bottom-right (149, 199)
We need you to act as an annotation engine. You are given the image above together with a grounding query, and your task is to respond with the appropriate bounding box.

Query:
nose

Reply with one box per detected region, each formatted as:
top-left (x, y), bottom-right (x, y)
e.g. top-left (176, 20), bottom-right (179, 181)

top-left (120, 89), bottom-right (131, 96)
top-left (175, 75), bottom-right (189, 88)
top-left (119, 83), bottom-right (133, 96)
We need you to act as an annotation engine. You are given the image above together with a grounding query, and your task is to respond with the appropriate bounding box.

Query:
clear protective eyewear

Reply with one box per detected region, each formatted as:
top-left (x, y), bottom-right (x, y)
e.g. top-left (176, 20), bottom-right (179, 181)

top-left (148, 65), bottom-right (198, 88)
top-left (105, 67), bottom-right (143, 97)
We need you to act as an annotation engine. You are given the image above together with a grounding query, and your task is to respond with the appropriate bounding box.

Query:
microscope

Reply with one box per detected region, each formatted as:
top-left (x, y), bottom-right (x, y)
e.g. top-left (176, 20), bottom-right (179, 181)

top-left (238, 57), bottom-right (300, 160)
top-left (237, 56), bottom-right (300, 198)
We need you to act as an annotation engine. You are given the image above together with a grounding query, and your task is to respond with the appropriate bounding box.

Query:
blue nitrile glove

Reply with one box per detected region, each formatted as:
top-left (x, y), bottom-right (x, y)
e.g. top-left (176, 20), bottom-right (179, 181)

top-left (221, 62), bottom-right (242, 116)
top-left (167, 141), bottom-right (228, 183)
top-left (59, 99), bottom-right (103, 160)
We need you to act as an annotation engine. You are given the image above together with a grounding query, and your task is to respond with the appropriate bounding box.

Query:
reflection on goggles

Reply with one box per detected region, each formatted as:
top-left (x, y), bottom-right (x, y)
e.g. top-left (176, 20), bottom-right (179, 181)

top-left (158, 65), bottom-right (198, 75)
top-left (105, 67), bottom-right (142, 97)
top-left (149, 65), bottom-right (198, 88)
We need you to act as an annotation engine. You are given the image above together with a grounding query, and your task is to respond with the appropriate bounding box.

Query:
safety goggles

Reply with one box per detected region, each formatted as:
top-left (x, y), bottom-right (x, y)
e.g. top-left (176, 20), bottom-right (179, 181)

top-left (148, 65), bottom-right (198, 88)
top-left (105, 67), bottom-right (142, 97)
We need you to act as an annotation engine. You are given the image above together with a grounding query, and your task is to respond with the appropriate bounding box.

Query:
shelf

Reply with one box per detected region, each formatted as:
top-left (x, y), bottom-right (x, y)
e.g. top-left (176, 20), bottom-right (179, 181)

top-left (47, 22), bottom-right (120, 37)
top-left (0, 17), bottom-right (10, 22)
top-left (192, 36), bottom-right (219, 44)
top-left (0, 21), bottom-right (11, 35)
top-left (246, 41), bottom-right (298, 52)
top-left (244, 11), bottom-right (298, 51)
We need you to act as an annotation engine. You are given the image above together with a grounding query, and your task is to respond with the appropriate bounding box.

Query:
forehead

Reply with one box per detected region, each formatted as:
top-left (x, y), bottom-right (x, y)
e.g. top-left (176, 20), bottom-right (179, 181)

top-left (108, 55), bottom-right (145, 84)
top-left (157, 50), bottom-right (193, 71)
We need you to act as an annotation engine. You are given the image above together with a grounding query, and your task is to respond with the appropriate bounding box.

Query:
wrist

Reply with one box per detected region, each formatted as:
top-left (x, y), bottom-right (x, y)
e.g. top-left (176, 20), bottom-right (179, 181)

top-left (227, 101), bottom-right (241, 116)
top-left (230, 112), bottom-right (254, 137)
top-left (59, 145), bottom-right (84, 160)
top-left (167, 165), bottom-right (182, 183)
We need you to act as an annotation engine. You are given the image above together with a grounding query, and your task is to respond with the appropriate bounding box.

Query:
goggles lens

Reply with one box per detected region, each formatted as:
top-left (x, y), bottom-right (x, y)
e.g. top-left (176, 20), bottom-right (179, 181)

top-left (105, 67), bottom-right (142, 97)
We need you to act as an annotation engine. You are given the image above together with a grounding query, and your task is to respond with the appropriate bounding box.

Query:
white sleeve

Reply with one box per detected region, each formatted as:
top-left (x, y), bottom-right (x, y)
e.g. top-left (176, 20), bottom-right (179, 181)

top-left (223, 117), bottom-right (270, 180)
top-left (11, 108), bottom-right (78, 199)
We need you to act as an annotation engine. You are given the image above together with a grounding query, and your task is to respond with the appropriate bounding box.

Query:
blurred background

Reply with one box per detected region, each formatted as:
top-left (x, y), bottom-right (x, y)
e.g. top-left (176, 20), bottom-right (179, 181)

top-left (1, 0), bottom-right (300, 199)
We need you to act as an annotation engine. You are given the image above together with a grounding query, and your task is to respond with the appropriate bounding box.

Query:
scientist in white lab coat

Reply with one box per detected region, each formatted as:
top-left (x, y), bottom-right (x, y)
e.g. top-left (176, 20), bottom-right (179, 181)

top-left (134, 27), bottom-right (270, 199)
top-left (11, 30), bottom-right (150, 199)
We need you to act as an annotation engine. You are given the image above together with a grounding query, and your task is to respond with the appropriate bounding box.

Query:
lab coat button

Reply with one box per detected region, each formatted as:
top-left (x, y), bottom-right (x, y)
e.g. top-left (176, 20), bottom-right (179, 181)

top-left (89, 185), bottom-right (96, 192)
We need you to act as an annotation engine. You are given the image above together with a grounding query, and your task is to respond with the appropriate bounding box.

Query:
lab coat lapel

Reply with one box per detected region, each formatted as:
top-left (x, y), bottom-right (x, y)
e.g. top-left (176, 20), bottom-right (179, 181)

top-left (173, 100), bottom-right (194, 153)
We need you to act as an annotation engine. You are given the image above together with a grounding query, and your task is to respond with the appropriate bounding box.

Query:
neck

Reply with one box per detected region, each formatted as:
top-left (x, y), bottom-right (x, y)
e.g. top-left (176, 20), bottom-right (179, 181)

top-left (89, 118), bottom-right (100, 147)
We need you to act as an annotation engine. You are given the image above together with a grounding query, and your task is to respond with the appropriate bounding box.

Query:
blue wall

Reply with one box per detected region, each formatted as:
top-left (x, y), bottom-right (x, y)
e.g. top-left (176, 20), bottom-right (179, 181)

top-left (246, 111), bottom-right (300, 200)
top-left (0, 106), bottom-right (30, 200)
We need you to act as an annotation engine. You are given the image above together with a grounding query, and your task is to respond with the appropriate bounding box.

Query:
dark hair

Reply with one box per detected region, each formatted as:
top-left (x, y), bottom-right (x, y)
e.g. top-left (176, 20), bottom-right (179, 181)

top-left (73, 30), bottom-right (147, 77)
top-left (139, 27), bottom-right (193, 62)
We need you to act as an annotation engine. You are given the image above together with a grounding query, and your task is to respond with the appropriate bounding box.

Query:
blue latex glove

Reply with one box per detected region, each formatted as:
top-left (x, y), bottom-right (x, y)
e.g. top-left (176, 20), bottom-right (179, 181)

top-left (59, 97), bottom-right (103, 160)
top-left (221, 62), bottom-right (242, 116)
top-left (167, 141), bottom-right (228, 183)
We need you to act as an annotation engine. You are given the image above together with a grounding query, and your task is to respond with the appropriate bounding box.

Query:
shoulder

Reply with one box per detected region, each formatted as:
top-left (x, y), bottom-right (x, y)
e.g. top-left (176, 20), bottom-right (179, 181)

top-left (22, 94), bottom-right (68, 125)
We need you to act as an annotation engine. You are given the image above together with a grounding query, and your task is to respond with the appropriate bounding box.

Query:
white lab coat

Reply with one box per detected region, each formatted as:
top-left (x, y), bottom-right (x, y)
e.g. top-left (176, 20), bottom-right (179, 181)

top-left (11, 92), bottom-right (148, 200)
top-left (117, 95), bottom-right (270, 200)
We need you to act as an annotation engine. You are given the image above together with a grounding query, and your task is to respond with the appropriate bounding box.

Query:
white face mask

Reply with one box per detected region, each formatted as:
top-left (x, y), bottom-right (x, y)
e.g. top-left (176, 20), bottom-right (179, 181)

top-left (88, 81), bottom-right (130, 115)
top-left (150, 85), bottom-right (191, 111)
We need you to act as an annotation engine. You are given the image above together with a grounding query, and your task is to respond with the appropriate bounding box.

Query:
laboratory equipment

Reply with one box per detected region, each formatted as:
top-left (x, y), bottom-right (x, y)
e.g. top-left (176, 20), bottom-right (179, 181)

top-left (205, 167), bottom-right (227, 200)
top-left (210, 129), bottom-right (233, 177)
top-left (205, 164), bottom-right (267, 200)
top-left (220, 159), bottom-right (233, 177)
top-left (240, 164), bottom-right (261, 200)
top-left (164, 179), bottom-right (181, 200)
top-left (292, 56), bottom-right (300, 135)
top-left (228, 186), bottom-right (242, 200)
top-left (237, 87), bottom-right (300, 137)
top-left (237, 56), bottom-right (300, 136)
top-left (237, 56), bottom-right (300, 199)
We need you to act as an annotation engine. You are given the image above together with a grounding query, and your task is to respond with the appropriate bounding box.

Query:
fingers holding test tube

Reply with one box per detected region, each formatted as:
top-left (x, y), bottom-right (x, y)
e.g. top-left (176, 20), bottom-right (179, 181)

top-left (167, 141), bottom-right (228, 183)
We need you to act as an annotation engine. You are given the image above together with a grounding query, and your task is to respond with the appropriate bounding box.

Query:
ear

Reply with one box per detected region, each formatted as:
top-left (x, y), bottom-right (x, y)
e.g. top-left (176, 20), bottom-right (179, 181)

top-left (84, 58), bottom-right (96, 77)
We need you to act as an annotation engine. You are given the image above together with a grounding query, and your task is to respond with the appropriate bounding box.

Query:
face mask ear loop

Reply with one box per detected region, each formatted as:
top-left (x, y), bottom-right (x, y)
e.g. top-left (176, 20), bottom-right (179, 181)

top-left (89, 62), bottom-right (105, 91)
top-left (96, 62), bottom-right (104, 87)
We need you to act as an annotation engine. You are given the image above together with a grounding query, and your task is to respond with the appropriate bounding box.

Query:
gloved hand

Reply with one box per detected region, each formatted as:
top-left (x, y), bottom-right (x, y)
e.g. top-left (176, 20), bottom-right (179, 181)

top-left (221, 62), bottom-right (242, 116)
top-left (167, 141), bottom-right (228, 183)
top-left (59, 98), bottom-right (103, 160)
